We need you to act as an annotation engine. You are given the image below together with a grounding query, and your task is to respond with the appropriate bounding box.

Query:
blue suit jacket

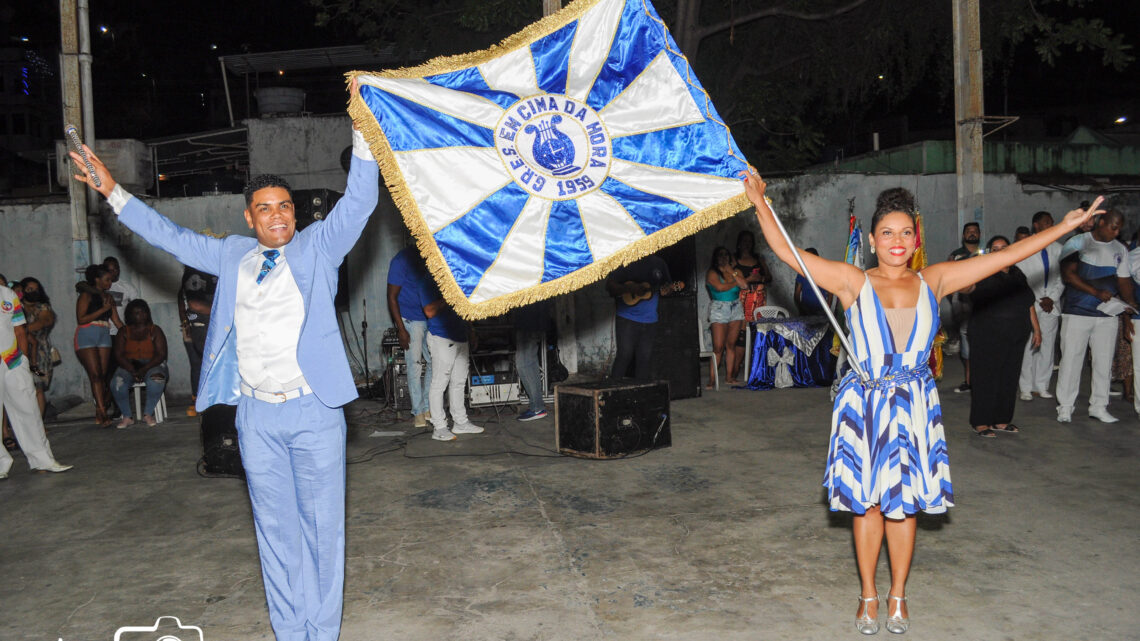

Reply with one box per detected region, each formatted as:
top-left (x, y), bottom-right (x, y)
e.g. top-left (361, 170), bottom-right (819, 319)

top-left (118, 154), bottom-right (380, 411)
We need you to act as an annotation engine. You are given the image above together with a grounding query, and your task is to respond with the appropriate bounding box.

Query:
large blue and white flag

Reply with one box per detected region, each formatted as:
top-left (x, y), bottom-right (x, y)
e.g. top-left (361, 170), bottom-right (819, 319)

top-left (350, 0), bottom-right (750, 319)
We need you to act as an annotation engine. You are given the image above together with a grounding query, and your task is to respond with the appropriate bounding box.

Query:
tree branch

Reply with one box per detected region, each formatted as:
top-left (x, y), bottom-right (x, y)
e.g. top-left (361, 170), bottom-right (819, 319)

top-left (695, 0), bottom-right (873, 42)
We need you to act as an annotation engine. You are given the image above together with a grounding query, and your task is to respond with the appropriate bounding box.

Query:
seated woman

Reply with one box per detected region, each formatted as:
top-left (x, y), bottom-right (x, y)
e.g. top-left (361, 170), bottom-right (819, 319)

top-left (110, 299), bottom-right (168, 427)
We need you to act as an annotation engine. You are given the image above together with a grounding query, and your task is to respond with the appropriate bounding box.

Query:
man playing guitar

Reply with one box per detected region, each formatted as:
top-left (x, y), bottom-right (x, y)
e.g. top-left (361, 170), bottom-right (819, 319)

top-left (606, 254), bottom-right (685, 379)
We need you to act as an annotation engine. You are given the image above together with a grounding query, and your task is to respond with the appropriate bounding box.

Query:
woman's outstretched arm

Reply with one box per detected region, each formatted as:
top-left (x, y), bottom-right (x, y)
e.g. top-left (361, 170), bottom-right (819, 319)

top-left (742, 169), bottom-right (864, 309)
top-left (923, 197), bottom-right (1103, 301)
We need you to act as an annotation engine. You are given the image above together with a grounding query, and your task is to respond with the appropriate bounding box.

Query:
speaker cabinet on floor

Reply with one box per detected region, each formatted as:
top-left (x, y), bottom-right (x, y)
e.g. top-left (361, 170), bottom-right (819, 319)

top-left (199, 404), bottom-right (244, 477)
top-left (555, 379), bottom-right (671, 459)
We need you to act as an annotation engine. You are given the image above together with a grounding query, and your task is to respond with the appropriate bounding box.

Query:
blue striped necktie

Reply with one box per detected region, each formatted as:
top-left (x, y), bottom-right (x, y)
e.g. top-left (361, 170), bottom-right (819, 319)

top-left (257, 249), bottom-right (280, 284)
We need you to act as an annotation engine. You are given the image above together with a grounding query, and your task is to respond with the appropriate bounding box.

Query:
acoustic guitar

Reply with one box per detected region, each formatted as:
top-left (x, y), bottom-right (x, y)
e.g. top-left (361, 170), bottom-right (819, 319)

top-left (621, 280), bottom-right (685, 306)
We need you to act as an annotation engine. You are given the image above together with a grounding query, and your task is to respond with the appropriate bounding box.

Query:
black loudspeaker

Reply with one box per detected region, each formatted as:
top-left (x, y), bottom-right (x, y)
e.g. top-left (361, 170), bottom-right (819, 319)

top-left (650, 236), bottom-right (701, 400)
top-left (293, 188), bottom-right (350, 309)
top-left (293, 189), bottom-right (342, 224)
top-left (555, 379), bottom-right (671, 459)
top-left (199, 404), bottom-right (244, 478)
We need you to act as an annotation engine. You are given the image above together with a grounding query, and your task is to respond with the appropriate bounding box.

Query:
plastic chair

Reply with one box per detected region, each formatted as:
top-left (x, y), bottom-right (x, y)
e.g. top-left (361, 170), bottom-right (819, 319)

top-left (131, 381), bottom-right (167, 424)
top-left (753, 305), bottom-right (790, 321)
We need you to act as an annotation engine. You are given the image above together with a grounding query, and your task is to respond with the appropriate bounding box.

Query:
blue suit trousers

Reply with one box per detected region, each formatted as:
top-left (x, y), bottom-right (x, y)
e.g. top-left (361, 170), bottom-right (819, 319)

top-left (237, 393), bottom-right (346, 641)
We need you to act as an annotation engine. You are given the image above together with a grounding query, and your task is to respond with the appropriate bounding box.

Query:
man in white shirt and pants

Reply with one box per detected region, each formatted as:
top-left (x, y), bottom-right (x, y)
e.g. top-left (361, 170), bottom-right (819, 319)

top-left (1017, 211), bottom-right (1064, 399)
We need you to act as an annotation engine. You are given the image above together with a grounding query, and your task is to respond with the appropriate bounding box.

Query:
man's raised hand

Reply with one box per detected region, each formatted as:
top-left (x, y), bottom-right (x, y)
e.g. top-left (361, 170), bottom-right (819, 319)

top-left (69, 144), bottom-right (116, 198)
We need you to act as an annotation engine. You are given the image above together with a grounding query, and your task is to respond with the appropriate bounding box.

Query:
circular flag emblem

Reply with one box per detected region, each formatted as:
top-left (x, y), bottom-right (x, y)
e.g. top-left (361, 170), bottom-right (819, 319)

top-left (1, 301), bottom-right (12, 312)
top-left (495, 94), bottom-right (612, 200)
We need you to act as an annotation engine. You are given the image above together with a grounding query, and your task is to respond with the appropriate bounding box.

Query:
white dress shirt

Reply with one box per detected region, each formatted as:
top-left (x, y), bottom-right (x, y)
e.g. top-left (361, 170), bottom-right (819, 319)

top-left (1016, 241), bottom-right (1064, 316)
top-left (234, 245), bottom-right (307, 391)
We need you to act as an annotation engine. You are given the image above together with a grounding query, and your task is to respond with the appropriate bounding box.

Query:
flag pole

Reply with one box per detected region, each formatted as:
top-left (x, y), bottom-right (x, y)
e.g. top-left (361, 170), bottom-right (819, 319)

top-left (764, 197), bottom-right (869, 383)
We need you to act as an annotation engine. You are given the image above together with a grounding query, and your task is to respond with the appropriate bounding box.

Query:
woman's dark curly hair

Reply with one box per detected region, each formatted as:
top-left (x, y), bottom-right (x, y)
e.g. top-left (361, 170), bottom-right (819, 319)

top-left (871, 188), bottom-right (917, 232)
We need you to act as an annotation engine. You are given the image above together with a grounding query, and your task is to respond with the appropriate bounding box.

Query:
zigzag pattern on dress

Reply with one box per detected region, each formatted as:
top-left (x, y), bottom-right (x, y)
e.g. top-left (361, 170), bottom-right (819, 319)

top-left (824, 274), bottom-right (954, 519)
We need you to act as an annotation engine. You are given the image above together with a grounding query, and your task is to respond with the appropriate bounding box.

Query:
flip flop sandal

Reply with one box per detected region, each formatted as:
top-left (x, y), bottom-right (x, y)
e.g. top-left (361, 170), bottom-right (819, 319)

top-left (974, 427), bottom-right (997, 438)
top-left (992, 424), bottom-right (1020, 433)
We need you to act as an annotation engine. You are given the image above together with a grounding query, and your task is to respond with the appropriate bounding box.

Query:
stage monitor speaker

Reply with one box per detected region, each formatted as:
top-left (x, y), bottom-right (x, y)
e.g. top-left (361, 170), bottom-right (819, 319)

top-left (199, 404), bottom-right (244, 477)
top-left (649, 236), bottom-right (701, 400)
top-left (555, 379), bottom-right (671, 459)
top-left (293, 188), bottom-right (350, 309)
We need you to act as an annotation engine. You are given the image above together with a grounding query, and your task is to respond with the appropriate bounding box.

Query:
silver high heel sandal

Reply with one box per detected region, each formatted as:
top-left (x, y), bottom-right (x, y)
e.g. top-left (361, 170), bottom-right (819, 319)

top-left (856, 594), bottom-right (880, 635)
top-left (886, 594), bottom-right (909, 634)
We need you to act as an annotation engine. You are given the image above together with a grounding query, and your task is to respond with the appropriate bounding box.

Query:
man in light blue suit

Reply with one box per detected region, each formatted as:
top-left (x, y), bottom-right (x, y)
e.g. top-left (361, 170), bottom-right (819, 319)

top-left (70, 91), bottom-right (379, 641)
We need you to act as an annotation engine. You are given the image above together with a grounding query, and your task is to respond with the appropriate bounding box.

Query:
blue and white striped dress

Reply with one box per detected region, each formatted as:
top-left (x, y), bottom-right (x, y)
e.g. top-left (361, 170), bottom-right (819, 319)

top-left (825, 273), bottom-right (954, 518)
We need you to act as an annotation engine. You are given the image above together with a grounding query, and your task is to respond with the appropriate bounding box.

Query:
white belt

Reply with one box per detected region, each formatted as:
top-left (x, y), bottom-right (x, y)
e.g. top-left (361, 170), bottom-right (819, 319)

top-left (240, 381), bottom-right (312, 404)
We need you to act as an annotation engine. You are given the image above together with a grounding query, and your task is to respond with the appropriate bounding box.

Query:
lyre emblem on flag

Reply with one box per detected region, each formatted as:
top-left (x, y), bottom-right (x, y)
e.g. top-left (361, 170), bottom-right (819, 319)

top-left (350, 0), bottom-right (751, 319)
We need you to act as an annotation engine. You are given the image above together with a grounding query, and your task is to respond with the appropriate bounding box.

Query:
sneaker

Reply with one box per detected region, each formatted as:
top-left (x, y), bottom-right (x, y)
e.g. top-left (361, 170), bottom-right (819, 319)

top-left (1019, 392), bottom-right (1033, 401)
top-left (517, 409), bottom-right (548, 422)
top-left (1109, 389), bottom-right (1123, 397)
top-left (1037, 390), bottom-right (1054, 399)
top-left (431, 428), bottom-right (456, 441)
top-left (451, 422), bottom-right (485, 435)
top-left (116, 416), bottom-right (135, 429)
top-left (0, 462), bottom-right (11, 480)
top-left (1057, 407), bottom-right (1072, 423)
top-left (414, 412), bottom-right (427, 428)
top-left (954, 382), bottom-right (971, 393)
top-left (1089, 409), bottom-right (1119, 424)
top-left (143, 415), bottom-right (157, 427)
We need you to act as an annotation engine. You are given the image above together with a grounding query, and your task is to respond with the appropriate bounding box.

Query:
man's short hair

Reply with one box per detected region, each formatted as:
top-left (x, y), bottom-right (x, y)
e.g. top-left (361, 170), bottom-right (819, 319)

top-left (1015, 226), bottom-right (1031, 236)
top-left (963, 222), bottom-right (980, 232)
top-left (103, 256), bottom-right (119, 266)
top-left (244, 174), bottom-right (292, 207)
top-left (1031, 211), bottom-right (1052, 225)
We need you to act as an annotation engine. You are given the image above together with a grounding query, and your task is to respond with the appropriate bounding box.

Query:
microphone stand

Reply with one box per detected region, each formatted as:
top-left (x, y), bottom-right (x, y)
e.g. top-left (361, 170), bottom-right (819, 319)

top-left (361, 299), bottom-right (371, 398)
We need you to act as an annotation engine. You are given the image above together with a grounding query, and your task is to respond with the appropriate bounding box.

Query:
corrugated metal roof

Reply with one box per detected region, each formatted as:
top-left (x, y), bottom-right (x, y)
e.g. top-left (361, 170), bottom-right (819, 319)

top-left (220, 45), bottom-right (406, 75)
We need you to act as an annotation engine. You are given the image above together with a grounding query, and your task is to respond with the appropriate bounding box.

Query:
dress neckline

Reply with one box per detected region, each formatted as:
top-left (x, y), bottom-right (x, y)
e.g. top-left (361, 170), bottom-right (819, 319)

top-left (864, 274), bottom-right (928, 353)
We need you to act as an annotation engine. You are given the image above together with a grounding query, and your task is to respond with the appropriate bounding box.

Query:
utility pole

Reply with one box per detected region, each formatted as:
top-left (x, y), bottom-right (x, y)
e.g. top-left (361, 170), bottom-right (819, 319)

top-left (953, 0), bottom-right (984, 236)
top-left (60, 0), bottom-right (96, 271)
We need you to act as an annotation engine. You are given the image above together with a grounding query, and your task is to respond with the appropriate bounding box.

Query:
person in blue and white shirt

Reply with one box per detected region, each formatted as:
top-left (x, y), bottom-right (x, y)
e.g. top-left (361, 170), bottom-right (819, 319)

top-left (1016, 211), bottom-right (1064, 400)
top-left (0, 283), bottom-right (72, 479)
top-left (1056, 209), bottom-right (1136, 423)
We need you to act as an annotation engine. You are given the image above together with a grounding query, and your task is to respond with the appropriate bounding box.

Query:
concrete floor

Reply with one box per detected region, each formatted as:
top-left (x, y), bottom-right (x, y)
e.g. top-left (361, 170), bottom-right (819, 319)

top-left (3, 358), bottom-right (1138, 641)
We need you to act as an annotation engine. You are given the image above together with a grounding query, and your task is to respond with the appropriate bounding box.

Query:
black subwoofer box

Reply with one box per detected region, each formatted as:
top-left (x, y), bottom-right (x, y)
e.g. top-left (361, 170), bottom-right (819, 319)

top-left (199, 404), bottom-right (244, 477)
top-left (554, 379), bottom-right (671, 458)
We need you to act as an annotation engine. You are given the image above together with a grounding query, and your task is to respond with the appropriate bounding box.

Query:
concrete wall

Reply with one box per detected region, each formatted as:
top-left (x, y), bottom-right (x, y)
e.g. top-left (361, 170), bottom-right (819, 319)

top-left (3, 113), bottom-right (1127, 402)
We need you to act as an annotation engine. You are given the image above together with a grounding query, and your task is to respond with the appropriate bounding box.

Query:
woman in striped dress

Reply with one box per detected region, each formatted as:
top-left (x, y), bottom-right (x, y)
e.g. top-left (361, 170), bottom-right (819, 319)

top-left (742, 170), bottom-right (1101, 635)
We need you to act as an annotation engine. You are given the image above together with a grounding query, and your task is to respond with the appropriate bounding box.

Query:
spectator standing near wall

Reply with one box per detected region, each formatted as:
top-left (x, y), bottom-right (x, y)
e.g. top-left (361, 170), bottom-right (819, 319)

top-left (1055, 210), bottom-right (1136, 423)
top-left (947, 222), bottom-right (981, 393)
top-left (0, 282), bottom-right (73, 479)
top-left (177, 265), bottom-right (217, 417)
top-left (1016, 212), bottom-right (1064, 400)
top-left (387, 247), bottom-right (433, 428)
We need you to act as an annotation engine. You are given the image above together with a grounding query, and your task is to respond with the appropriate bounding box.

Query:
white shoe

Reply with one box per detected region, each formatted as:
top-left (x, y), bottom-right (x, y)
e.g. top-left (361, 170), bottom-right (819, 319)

top-left (0, 463), bottom-right (11, 480)
top-left (1089, 409), bottom-right (1119, 424)
top-left (1019, 392), bottom-right (1033, 401)
top-left (35, 460), bottom-right (74, 473)
top-left (431, 428), bottom-right (456, 441)
top-left (1037, 390), bottom-right (1054, 399)
top-left (451, 422), bottom-right (484, 434)
top-left (116, 416), bottom-right (135, 429)
top-left (1057, 408), bottom-right (1072, 423)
